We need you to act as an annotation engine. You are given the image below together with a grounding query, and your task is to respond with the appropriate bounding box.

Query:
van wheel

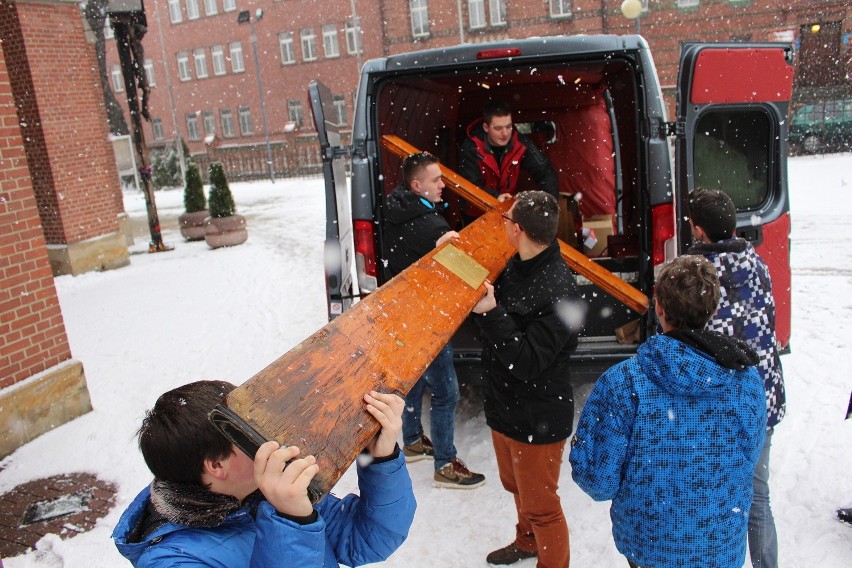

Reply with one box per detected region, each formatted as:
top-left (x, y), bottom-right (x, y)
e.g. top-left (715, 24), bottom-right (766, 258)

top-left (803, 134), bottom-right (822, 154)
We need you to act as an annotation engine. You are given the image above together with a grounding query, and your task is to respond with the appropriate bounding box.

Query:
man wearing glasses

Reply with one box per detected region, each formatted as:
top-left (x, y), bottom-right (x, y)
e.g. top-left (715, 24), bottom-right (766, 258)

top-left (473, 191), bottom-right (582, 567)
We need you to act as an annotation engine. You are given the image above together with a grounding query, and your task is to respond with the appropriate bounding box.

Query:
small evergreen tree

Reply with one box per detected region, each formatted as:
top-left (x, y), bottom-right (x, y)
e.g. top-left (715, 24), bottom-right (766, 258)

top-left (150, 146), bottom-right (181, 189)
top-left (183, 163), bottom-right (207, 213)
top-left (208, 162), bottom-right (236, 218)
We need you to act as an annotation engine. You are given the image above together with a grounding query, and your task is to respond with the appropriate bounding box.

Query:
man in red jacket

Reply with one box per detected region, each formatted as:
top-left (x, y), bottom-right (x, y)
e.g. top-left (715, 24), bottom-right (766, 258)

top-left (458, 100), bottom-right (558, 219)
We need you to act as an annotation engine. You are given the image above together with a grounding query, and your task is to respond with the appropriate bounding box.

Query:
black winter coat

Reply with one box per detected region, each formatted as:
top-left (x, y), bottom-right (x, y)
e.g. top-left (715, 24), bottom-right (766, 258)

top-left (475, 241), bottom-right (581, 444)
top-left (383, 185), bottom-right (451, 277)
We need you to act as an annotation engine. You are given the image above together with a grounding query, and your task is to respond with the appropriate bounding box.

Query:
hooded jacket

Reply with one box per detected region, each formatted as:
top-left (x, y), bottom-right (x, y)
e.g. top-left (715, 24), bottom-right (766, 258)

top-left (458, 119), bottom-right (558, 210)
top-left (383, 184), bottom-right (451, 278)
top-left (570, 331), bottom-right (766, 568)
top-left (689, 237), bottom-right (786, 428)
top-left (475, 241), bottom-right (580, 444)
top-left (112, 454), bottom-right (415, 568)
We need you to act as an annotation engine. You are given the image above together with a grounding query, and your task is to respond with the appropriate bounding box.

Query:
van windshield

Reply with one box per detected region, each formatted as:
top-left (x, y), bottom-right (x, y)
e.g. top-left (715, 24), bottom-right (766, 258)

top-left (693, 109), bottom-right (771, 210)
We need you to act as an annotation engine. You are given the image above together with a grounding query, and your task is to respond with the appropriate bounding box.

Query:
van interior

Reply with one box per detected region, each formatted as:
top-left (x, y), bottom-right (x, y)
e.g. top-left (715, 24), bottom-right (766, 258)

top-left (372, 58), bottom-right (645, 343)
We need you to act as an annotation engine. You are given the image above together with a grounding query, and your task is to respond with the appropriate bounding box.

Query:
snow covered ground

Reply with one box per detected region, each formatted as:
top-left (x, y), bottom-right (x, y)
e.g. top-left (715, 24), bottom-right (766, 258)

top-left (2, 153), bottom-right (851, 567)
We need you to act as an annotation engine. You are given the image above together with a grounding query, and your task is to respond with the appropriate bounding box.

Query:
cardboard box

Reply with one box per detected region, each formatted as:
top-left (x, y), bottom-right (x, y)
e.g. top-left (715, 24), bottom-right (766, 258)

top-left (582, 214), bottom-right (615, 258)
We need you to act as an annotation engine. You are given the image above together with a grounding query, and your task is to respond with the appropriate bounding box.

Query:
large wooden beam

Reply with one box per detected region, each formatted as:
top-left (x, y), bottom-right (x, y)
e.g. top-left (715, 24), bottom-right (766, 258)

top-left (380, 134), bottom-right (649, 315)
top-left (211, 207), bottom-right (514, 502)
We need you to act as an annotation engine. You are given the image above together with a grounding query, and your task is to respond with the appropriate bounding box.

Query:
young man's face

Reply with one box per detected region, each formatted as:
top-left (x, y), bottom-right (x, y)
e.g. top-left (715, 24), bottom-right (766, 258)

top-left (222, 446), bottom-right (258, 501)
top-left (410, 163), bottom-right (445, 203)
top-left (503, 203), bottom-right (522, 249)
top-left (483, 114), bottom-right (513, 148)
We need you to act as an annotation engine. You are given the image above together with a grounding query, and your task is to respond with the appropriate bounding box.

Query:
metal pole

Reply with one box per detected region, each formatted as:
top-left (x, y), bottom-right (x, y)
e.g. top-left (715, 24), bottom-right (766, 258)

top-left (456, 0), bottom-right (465, 44)
top-left (251, 18), bottom-right (275, 184)
top-left (350, 0), bottom-right (362, 76)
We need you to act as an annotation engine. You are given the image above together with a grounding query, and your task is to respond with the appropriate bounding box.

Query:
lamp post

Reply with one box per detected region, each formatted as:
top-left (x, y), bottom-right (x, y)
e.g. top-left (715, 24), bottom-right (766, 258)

top-left (621, 0), bottom-right (643, 35)
top-left (238, 9), bottom-right (275, 183)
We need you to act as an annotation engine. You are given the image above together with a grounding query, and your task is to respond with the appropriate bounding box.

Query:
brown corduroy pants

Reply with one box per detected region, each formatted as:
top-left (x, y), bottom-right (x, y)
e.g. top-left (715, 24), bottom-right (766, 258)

top-left (491, 430), bottom-right (570, 568)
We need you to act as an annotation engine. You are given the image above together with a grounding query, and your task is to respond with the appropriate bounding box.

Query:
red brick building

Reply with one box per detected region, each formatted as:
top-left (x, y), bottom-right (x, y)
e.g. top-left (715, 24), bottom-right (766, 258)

top-left (0, 0), bottom-right (134, 457)
top-left (107, 0), bottom-right (850, 180)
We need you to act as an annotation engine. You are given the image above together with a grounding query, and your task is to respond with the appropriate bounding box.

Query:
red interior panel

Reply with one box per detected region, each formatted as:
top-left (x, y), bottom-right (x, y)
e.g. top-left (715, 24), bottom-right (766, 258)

top-left (691, 49), bottom-right (794, 104)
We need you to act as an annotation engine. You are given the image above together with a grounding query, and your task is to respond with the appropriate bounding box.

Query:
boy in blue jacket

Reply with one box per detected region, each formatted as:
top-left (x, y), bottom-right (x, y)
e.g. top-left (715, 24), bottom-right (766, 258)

top-left (569, 255), bottom-right (766, 568)
top-left (113, 380), bottom-right (416, 567)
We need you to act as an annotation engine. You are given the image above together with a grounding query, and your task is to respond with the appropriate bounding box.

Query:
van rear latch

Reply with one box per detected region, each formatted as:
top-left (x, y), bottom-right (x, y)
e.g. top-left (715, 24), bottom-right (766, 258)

top-left (658, 120), bottom-right (683, 138)
top-left (324, 145), bottom-right (350, 161)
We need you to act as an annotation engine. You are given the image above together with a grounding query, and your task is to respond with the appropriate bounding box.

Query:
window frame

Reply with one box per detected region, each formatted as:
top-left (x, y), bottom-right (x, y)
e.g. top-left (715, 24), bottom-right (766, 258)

top-left (143, 59), bottom-right (156, 87)
top-left (168, 0), bottom-right (182, 23)
top-left (229, 41), bottom-right (245, 73)
top-left (489, 0), bottom-right (507, 26)
top-left (301, 28), bottom-right (318, 62)
top-left (151, 117), bottom-right (164, 140)
top-left (220, 108), bottom-right (235, 137)
top-left (279, 32), bottom-right (296, 65)
top-left (186, 113), bottom-right (200, 141)
top-left (204, 0), bottom-right (217, 16)
top-left (288, 100), bottom-right (304, 128)
top-left (193, 48), bottom-right (209, 79)
top-left (186, 0), bottom-right (200, 20)
top-left (322, 24), bottom-right (340, 59)
top-left (549, 0), bottom-right (571, 19)
top-left (410, 0), bottom-right (430, 38)
top-left (177, 52), bottom-right (191, 81)
top-left (469, 0), bottom-right (486, 30)
top-left (238, 105), bottom-right (253, 135)
top-left (202, 111), bottom-right (216, 136)
top-left (211, 44), bottom-right (226, 75)
top-left (222, 0), bottom-right (236, 11)
top-left (110, 64), bottom-right (124, 92)
top-left (345, 20), bottom-right (362, 55)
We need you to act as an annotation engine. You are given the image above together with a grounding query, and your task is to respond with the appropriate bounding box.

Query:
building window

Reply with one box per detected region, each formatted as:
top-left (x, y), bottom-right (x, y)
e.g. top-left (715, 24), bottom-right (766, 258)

top-left (279, 32), bottom-right (296, 64)
top-left (152, 117), bottom-right (164, 140)
top-left (110, 64), bottom-right (124, 92)
top-left (177, 52), bottom-right (191, 81)
top-left (229, 41), bottom-right (245, 72)
top-left (222, 0), bottom-right (236, 11)
top-left (677, 0), bottom-right (699, 7)
top-left (144, 59), bottom-right (156, 87)
top-left (333, 94), bottom-right (347, 126)
top-left (194, 48), bottom-right (208, 79)
top-left (641, 0), bottom-right (649, 10)
top-left (345, 20), bottom-right (362, 55)
top-left (489, 0), bottom-right (506, 25)
top-left (220, 108), bottom-right (234, 137)
top-left (288, 100), bottom-right (304, 128)
top-left (211, 44), bottom-right (226, 75)
top-left (301, 29), bottom-right (318, 61)
top-left (238, 105), bottom-right (253, 135)
top-left (410, 0), bottom-right (429, 37)
top-left (204, 0), bottom-right (217, 16)
top-left (549, 0), bottom-right (571, 18)
top-left (104, 16), bottom-right (114, 39)
top-left (186, 0), bottom-right (200, 20)
top-left (469, 0), bottom-right (485, 29)
top-left (322, 24), bottom-right (340, 58)
top-left (202, 111), bottom-right (216, 136)
top-left (168, 0), bottom-right (182, 23)
top-left (187, 113), bottom-right (200, 141)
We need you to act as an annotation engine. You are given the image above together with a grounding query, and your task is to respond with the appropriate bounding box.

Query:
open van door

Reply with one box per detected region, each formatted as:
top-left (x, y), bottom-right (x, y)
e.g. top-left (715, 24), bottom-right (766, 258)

top-left (676, 43), bottom-right (795, 348)
top-left (309, 80), bottom-right (356, 320)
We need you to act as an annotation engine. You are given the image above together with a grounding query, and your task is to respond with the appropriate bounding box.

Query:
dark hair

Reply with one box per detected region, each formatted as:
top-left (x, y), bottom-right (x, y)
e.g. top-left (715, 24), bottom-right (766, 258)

top-left (687, 188), bottom-right (736, 242)
top-left (511, 190), bottom-right (559, 245)
top-left (483, 99), bottom-right (512, 123)
top-left (138, 380), bottom-right (236, 486)
top-left (402, 151), bottom-right (440, 187)
top-left (655, 255), bottom-right (720, 330)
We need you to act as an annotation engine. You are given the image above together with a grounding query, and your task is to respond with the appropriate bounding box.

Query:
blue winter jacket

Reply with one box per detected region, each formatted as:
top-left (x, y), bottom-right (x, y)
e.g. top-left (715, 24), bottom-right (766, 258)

top-left (112, 454), bottom-right (415, 567)
top-left (570, 332), bottom-right (766, 568)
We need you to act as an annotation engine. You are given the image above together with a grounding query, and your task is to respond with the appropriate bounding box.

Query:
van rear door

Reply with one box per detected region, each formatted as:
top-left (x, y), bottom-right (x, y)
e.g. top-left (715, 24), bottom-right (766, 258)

top-left (309, 80), bottom-right (356, 320)
top-left (676, 43), bottom-right (795, 348)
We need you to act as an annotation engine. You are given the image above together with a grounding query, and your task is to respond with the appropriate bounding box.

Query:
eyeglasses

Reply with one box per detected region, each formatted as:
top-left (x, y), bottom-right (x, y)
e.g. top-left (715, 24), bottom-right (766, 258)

top-left (501, 213), bottom-right (523, 231)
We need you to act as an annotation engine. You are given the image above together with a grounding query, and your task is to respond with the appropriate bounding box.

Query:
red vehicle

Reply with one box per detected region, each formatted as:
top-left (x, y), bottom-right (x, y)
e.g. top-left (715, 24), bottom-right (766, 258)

top-left (310, 36), bottom-right (793, 381)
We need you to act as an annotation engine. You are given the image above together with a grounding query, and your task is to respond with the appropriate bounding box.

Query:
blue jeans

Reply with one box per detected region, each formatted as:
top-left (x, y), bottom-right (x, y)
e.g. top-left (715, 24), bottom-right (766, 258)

top-left (749, 428), bottom-right (777, 568)
top-left (402, 342), bottom-right (459, 470)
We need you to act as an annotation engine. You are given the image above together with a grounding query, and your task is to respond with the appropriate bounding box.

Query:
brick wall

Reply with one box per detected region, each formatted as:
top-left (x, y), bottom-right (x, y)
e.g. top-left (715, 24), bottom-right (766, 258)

top-left (13, 0), bottom-right (123, 246)
top-left (0, 9), bottom-right (72, 390)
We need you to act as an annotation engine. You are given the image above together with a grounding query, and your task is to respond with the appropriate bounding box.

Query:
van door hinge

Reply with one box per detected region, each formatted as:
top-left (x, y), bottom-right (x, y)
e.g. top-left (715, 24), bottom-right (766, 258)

top-left (659, 120), bottom-right (684, 138)
top-left (324, 145), bottom-right (350, 161)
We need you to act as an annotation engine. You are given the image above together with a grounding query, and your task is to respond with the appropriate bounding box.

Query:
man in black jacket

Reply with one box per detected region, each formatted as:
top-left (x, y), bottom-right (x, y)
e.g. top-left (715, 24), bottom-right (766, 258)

top-left (472, 190), bottom-right (582, 567)
top-left (383, 151), bottom-right (485, 489)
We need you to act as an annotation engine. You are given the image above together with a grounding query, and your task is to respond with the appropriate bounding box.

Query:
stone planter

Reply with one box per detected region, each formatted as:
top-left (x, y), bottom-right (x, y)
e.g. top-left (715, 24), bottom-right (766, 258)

top-left (204, 214), bottom-right (248, 249)
top-left (178, 210), bottom-right (209, 241)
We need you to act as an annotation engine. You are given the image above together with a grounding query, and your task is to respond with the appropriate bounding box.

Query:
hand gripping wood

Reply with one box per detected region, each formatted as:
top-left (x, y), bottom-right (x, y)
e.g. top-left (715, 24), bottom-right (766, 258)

top-left (380, 134), bottom-right (649, 315)
top-left (210, 206), bottom-right (514, 502)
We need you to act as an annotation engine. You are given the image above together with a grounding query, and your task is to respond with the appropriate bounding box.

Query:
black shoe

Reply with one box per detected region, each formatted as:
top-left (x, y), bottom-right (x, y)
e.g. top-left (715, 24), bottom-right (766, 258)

top-left (838, 507), bottom-right (852, 525)
top-left (486, 543), bottom-right (537, 565)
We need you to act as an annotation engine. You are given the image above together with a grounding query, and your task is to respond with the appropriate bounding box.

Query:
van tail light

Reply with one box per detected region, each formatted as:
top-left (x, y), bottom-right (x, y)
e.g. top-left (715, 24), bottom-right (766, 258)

top-left (651, 203), bottom-right (677, 273)
top-left (477, 48), bottom-right (521, 60)
top-left (354, 220), bottom-right (378, 292)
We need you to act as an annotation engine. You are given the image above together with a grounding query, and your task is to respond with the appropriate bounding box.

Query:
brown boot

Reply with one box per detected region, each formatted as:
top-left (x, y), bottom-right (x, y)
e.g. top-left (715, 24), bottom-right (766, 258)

top-left (486, 543), bottom-right (537, 565)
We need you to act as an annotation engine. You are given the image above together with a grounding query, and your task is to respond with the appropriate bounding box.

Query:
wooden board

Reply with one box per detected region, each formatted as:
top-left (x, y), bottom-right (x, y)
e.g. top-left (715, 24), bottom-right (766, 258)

top-left (380, 134), bottom-right (649, 315)
top-left (210, 207), bottom-right (514, 502)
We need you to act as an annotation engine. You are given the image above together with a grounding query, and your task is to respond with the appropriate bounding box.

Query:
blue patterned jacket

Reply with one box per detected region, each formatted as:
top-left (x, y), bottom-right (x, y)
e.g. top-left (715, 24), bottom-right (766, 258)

top-left (689, 238), bottom-right (786, 428)
top-left (570, 331), bottom-right (766, 568)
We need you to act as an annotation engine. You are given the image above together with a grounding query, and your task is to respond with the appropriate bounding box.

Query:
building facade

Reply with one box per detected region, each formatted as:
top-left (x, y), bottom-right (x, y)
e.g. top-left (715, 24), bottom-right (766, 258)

top-left (105, 0), bottom-right (851, 180)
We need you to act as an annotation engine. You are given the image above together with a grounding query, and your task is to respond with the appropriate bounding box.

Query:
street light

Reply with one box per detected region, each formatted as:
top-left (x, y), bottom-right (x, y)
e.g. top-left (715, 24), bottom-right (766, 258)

top-left (621, 0), bottom-right (643, 35)
top-left (238, 9), bottom-right (275, 183)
